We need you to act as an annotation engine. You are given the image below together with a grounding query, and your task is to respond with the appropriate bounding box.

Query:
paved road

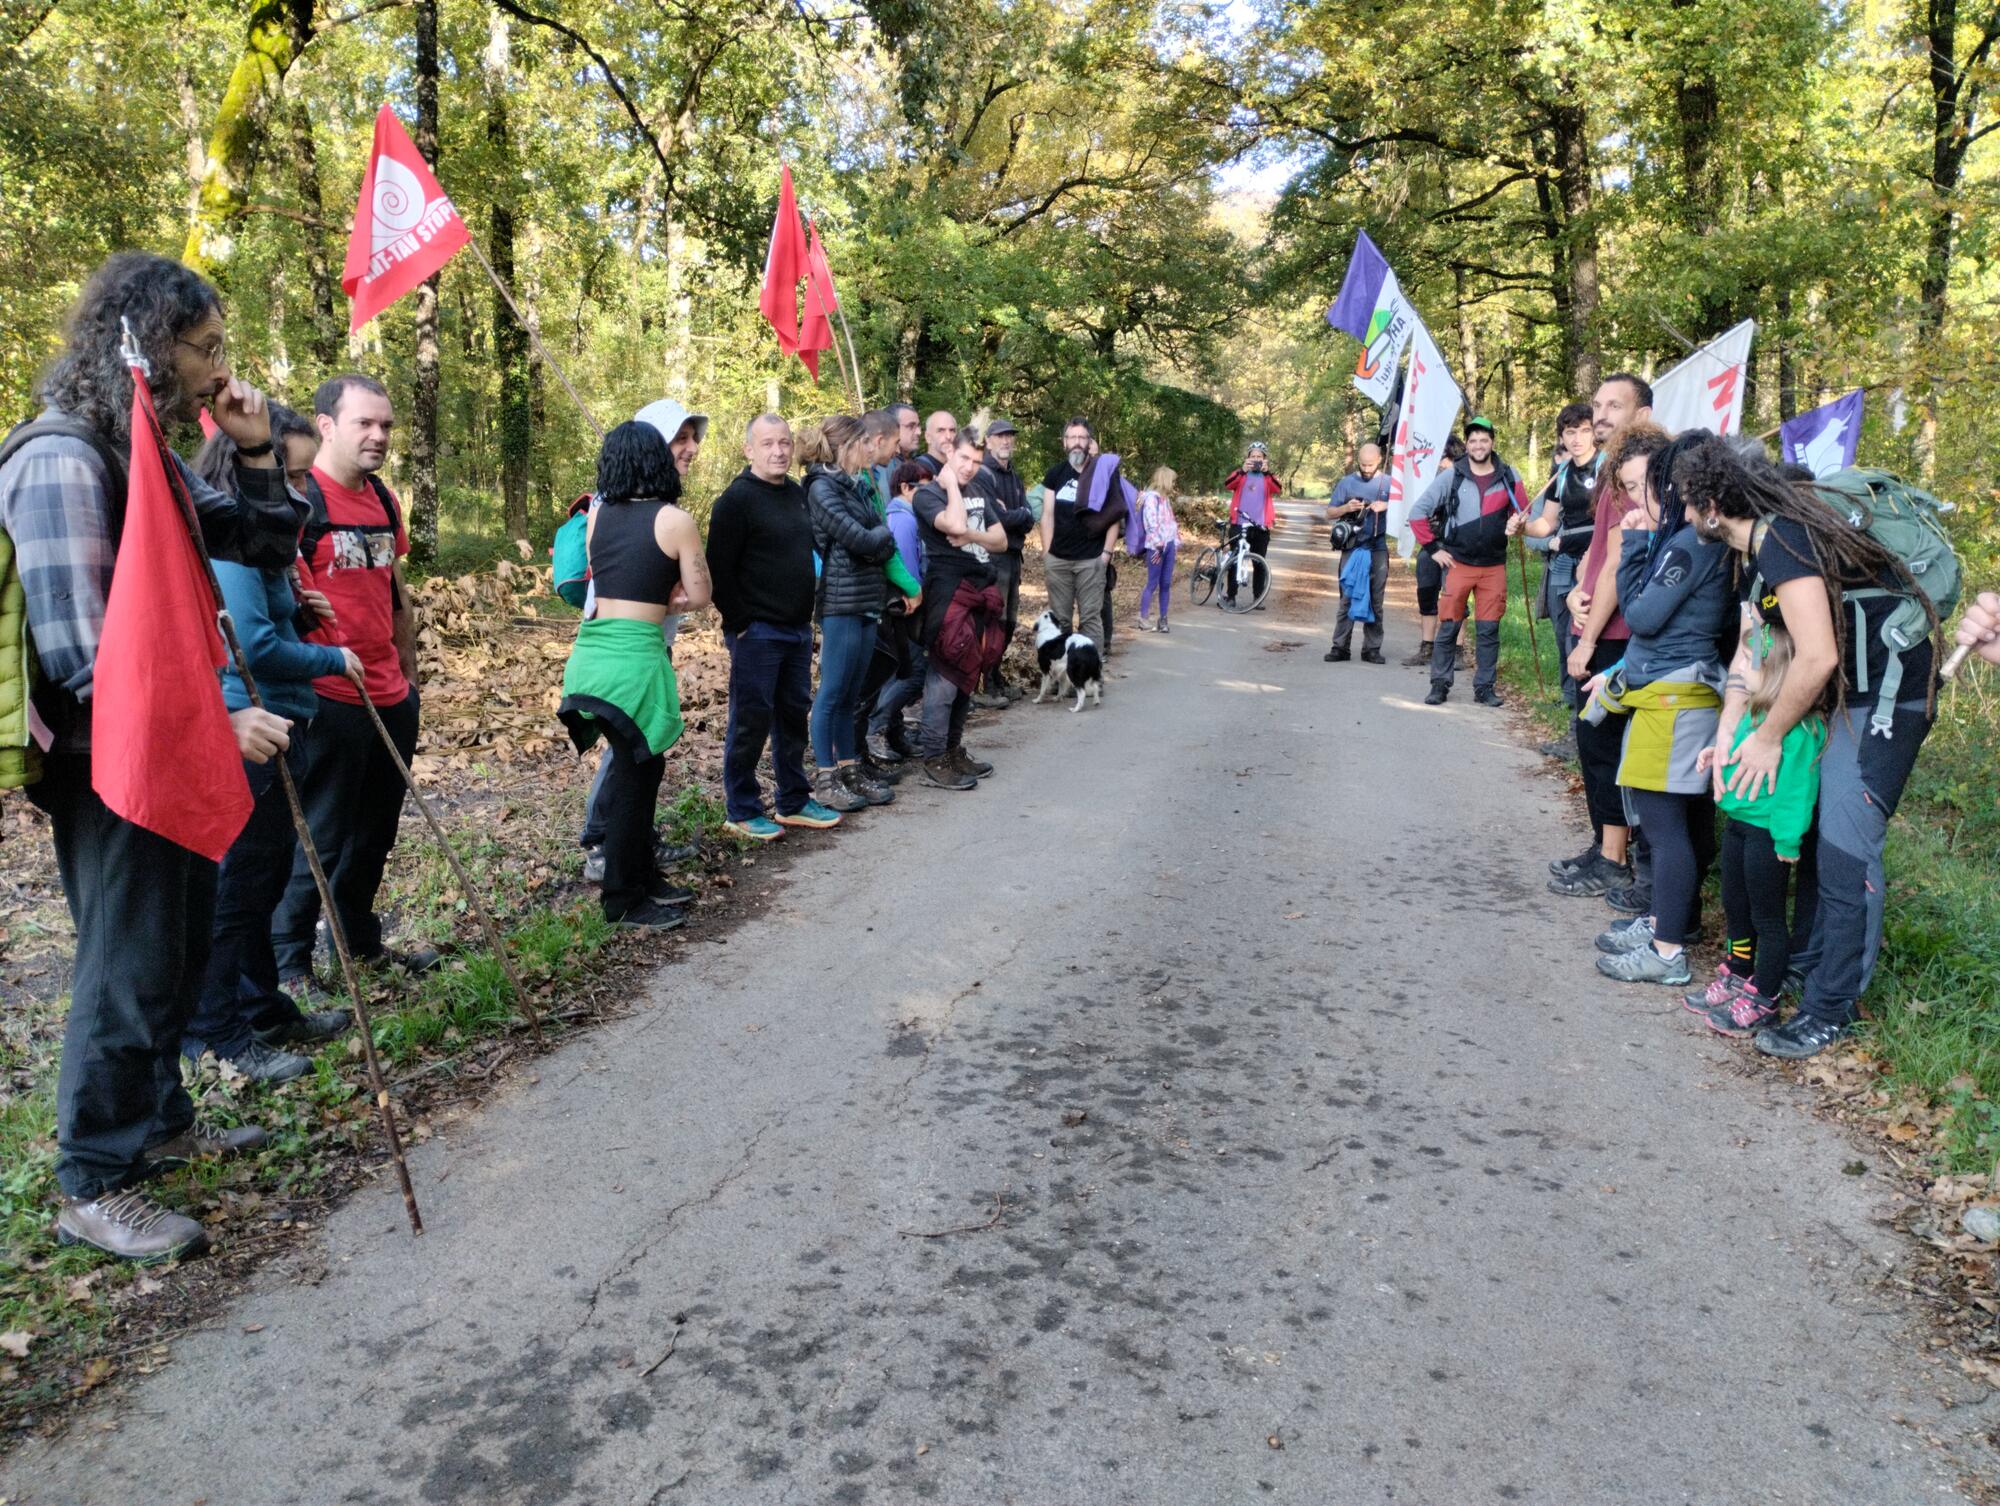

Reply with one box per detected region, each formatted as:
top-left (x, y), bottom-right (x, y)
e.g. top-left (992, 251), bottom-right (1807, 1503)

top-left (6, 531), bottom-right (1989, 1505)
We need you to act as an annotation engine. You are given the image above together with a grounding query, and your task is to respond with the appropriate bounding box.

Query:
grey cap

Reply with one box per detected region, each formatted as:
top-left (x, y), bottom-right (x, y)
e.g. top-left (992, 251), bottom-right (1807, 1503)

top-left (986, 418), bottom-right (1018, 437)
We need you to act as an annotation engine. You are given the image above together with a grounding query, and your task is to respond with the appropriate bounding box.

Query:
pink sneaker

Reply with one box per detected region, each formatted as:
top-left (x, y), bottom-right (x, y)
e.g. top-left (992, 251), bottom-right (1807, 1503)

top-left (1705, 985), bottom-right (1780, 1038)
top-left (1682, 962), bottom-right (1747, 1016)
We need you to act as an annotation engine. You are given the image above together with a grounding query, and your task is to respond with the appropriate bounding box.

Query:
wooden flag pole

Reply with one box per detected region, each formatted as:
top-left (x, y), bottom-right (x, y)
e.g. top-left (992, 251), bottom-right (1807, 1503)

top-left (802, 251), bottom-right (862, 413)
top-left (1515, 533), bottom-right (1548, 698)
top-left (460, 235), bottom-right (605, 441)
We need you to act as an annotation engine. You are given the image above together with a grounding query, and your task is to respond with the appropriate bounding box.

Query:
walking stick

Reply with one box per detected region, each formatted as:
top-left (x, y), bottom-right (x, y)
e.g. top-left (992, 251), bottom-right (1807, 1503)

top-left (1515, 533), bottom-right (1548, 698)
top-left (124, 328), bottom-right (424, 1235)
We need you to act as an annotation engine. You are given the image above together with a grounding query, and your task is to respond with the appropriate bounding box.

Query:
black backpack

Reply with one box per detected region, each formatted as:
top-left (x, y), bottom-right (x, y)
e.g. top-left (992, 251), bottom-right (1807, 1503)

top-left (0, 416), bottom-right (131, 541)
top-left (300, 472), bottom-right (406, 612)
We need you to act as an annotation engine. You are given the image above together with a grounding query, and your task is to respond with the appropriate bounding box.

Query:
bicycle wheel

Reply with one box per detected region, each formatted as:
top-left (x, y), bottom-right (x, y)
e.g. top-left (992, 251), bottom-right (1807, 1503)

top-left (1219, 549), bottom-right (1270, 613)
top-left (1188, 547), bottom-right (1219, 605)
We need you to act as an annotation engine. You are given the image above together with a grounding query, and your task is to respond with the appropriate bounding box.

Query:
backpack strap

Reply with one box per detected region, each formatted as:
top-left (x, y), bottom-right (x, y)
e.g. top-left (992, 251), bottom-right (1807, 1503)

top-left (0, 417), bottom-right (131, 544)
top-left (301, 473), bottom-right (406, 609)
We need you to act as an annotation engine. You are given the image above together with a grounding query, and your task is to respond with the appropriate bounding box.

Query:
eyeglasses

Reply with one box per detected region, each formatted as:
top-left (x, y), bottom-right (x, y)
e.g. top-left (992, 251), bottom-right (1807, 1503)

top-left (176, 334), bottom-right (227, 367)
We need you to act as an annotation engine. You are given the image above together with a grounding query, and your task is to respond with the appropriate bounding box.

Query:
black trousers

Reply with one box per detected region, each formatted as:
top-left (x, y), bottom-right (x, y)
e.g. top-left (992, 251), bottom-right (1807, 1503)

top-left (597, 720), bottom-right (666, 919)
top-left (272, 691), bottom-right (418, 978)
top-left (1573, 640), bottom-right (1629, 838)
top-left (1627, 788), bottom-right (1717, 946)
top-left (29, 755), bottom-right (210, 1199)
top-left (1414, 548), bottom-right (1443, 619)
top-left (1722, 820), bottom-right (1795, 998)
top-left (191, 745), bottom-right (311, 1058)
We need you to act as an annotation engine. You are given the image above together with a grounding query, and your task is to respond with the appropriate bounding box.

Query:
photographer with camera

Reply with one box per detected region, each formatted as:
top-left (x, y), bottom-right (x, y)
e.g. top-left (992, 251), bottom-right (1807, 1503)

top-left (1325, 441), bottom-right (1391, 663)
top-left (1223, 442), bottom-right (1283, 609)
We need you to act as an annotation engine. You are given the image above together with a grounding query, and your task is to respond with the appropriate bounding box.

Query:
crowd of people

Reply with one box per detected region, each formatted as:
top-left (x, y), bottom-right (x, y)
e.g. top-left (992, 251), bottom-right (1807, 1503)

top-left (1316, 372), bottom-right (1997, 1071)
top-left (4, 252), bottom-right (1995, 1267)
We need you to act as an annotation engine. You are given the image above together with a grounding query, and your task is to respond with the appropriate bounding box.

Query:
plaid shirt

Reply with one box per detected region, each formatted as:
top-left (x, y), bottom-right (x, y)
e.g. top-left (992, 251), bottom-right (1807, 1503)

top-left (0, 407), bottom-right (286, 749)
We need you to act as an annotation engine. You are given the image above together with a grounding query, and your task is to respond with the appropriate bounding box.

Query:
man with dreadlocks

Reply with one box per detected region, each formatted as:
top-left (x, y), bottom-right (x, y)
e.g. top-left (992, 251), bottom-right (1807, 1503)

top-left (1686, 443), bottom-right (1943, 1060)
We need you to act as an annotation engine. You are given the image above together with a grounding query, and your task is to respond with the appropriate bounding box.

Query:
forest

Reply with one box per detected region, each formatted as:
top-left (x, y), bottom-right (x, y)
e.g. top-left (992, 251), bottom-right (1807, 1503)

top-left (1, 0), bottom-right (1996, 566)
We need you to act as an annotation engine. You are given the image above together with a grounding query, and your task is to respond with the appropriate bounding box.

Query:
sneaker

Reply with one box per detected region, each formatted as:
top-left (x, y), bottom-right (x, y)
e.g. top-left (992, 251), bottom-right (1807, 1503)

top-left (1403, 643), bottom-right (1434, 668)
top-left (1682, 962), bottom-right (1749, 1015)
top-left (1595, 914), bottom-right (1655, 954)
top-left (859, 749), bottom-right (904, 786)
top-left (724, 815), bottom-right (785, 842)
top-left (921, 756), bottom-right (977, 791)
top-left (776, 799), bottom-right (845, 829)
top-left (648, 878), bottom-right (697, 907)
top-left (1781, 966), bottom-right (1809, 999)
top-left (57, 1191), bottom-right (208, 1264)
top-left (371, 945), bottom-right (443, 976)
top-left (1551, 842), bottom-right (1601, 879)
top-left (654, 839), bottom-right (699, 866)
top-left (143, 1120), bottom-right (269, 1167)
top-left (1474, 687), bottom-right (1506, 708)
top-left (1424, 683), bottom-right (1449, 706)
top-left (1549, 853), bottom-right (1632, 898)
top-left (1324, 646), bottom-right (1351, 663)
top-left (809, 768), bottom-right (867, 814)
top-left (1135, 616), bottom-right (1154, 632)
top-left (1002, 682), bottom-right (1026, 700)
top-left (1705, 985), bottom-right (1780, 1038)
top-left (1596, 945), bottom-right (1693, 986)
top-left (866, 733), bottom-right (906, 766)
top-left (583, 846), bottom-right (606, 884)
top-left (220, 1040), bottom-right (314, 1084)
top-left (841, 764), bottom-right (894, 807)
top-left (948, 747), bottom-right (994, 779)
top-left (256, 1008), bottom-right (352, 1048)
top-left (609, 899), bottom-right (688, 930)
top-left (1605, 882), bottom-right (1653, 916)
top-left (1157, 622), bottom-right (1171, 635)
top-left (1754, 1014), bottom-right (1851, 1059)
top-left (1360, 648), bottom-right (1385, 664)
top-left (973, 690), bottom-right (1009, 710)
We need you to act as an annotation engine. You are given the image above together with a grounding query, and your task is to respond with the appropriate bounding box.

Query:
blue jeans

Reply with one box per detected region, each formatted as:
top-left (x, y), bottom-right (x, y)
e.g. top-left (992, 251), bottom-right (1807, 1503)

top-left (723, 621), bottom-right (814, 820)
top-left (810, 614), bottom-right (877, 766)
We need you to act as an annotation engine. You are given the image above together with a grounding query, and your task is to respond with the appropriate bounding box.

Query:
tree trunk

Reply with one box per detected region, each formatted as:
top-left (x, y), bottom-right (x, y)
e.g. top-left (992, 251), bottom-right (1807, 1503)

top-left (407, 0), bottom-right (443, 564)
top-left (1671, 5), bottom-right (1731, 339)
top-left (1549, 98), bottom-right (1600, 392)
top-left (288, 95), bottom-right (340, 372)
top-left (486, 8), bottom-right (531, 545)
top-left (183, 0), bottom-right (313, 278)
top-left (1774, 283), bottom-right (1796, 422)
top-left (1453, 264), bottom-right (1480, 414)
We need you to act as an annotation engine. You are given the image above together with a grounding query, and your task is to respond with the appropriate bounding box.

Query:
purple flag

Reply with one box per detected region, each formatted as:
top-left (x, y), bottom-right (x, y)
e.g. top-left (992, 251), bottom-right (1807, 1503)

top-left (1780, 389), bottom-right (1863, 478)
top-left (1326, 231), bottom-right (1390, 341)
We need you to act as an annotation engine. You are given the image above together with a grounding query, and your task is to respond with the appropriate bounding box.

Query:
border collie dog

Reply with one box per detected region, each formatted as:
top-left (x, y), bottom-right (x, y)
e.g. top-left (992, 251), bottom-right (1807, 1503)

top-left (1032, 610), bottom-right (1104, 711)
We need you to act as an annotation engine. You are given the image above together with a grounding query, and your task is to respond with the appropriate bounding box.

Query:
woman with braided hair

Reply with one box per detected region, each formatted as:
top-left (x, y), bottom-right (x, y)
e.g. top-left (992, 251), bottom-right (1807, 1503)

top-left (1682, 441), bottom-right (1943, 1060)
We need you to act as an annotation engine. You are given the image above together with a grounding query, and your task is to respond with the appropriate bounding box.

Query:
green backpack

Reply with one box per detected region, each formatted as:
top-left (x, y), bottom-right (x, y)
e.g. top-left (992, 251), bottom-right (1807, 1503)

top-left (1765, 469), bottom-right (1961, 738)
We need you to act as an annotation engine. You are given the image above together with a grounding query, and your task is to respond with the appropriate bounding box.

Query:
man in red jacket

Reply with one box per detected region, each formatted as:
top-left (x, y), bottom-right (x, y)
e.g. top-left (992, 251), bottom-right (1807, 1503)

top-left (1223, 443), bottom-right (1282, 608)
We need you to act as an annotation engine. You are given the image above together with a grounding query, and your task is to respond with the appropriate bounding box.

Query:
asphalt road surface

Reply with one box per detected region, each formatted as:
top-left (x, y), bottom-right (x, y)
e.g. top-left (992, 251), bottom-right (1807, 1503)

top-left (6, 528), bottom-right (1991, 1506)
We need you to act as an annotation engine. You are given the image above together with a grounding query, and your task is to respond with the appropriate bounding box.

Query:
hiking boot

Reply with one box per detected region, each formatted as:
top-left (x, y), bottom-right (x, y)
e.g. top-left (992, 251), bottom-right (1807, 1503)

top-left (948, 747), bottom-right (994, 779)
top-left (1324, 646), bottom-right (1351, 663)
top-left (1002, 682), bottom-right (1026, 700)
top-left (1474, 687), bottom-right (1506, 708)
top-left (220, 1041), bottom-right (313, 1084)
top-left (866, 733), bottom-right (905, 766)
top-left (1360, 648), bottom-right (1385, 664)
top-left (57, 1191), bottom-right (208, 1264)
top-left (609, 899), bottom-right (688, 931)
top-left (724, 815), bottom-right (785, 842)
top-left (973, 690), bottom-right (1010, 710)
top-left (1551, 842), bottom-right (1601, 879)
top-left (372, 945), bottom-right (443, 976)
top-left (1403, 642), bottom-right (1434, 668)
top-left (655, 839), bottom-right (699, 866)
top-left (1423, 682), bottom-right (1449, 706)
top-left (583, 846), bottom-right (606, 884)
top-left (280, 971), bottom-right (333, 1004)
top-left (1605, 881), bottom-right (1653, 915)
top-left (776, 799), bottom-right (844, 829)
top-left (256, 1008), bottom-right (352, 1049)
top-left (1539, 736), bottom-right (1578, 761)
top-left (1754, 1013), bottom-right (1850, 1060)
top-left (1596, 915), bottom-right (1655, 954)
top-left (1595, 945), bottom-right (1693, 986)
top-left (143, 1120), bottom-right (268, 1167)
top-left (921, 756), bottom-right (977, 791)
top-left (1683, 963), bottom-right (1749, 1016)
top-left (841, 764), bottom-right (895, 807)
top-left (1549, 854), bottom-right (1631, 897)
top-left (809, 768), bottom-right (867, 814)
top-left (648, 878), bottom-right (697, 907)
top-left (859, 748), bottom-right (904, 785)
top-left (1706, 985), bottom-right (1781, 1038)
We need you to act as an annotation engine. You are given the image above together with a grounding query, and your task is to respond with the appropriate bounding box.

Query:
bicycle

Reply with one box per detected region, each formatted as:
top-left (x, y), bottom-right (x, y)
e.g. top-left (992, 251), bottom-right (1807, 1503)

top-left (1187, 523), bottom-right (1270, 612)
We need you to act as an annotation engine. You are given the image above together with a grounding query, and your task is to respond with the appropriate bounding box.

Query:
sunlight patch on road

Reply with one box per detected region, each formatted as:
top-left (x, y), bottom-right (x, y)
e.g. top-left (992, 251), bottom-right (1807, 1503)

top-left (1215, 679), bottom-right (1287, 694)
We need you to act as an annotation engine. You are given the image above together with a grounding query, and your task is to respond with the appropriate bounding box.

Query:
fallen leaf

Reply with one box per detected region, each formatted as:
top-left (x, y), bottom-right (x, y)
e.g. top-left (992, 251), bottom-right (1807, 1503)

top-left (1061, 1111), bottom-right (1089, 1128)
top-left (1886, 1122), bottom-right (1922, 1143)
top-left (242, 1323), bottom-right (265, 1334)
top-left (77, 1356), bottom-right (113, 1390)
top-left (0, 1331), bottom-right (32, 1358)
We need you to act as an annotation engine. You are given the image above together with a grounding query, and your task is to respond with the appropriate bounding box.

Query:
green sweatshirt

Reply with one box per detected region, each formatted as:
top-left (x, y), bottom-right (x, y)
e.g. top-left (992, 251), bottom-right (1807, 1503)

top-left (857, 469), bottom-right (921, 600)
top-left (1717, 711), bottom-right (1826, 859)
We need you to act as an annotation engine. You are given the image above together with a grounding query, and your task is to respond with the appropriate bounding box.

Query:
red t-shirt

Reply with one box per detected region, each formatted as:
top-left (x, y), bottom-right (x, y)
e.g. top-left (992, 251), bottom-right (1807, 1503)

top-left (1577, 484), bottom-right (1631, 643)
top-left (301, 466), bottom-right (410, 705)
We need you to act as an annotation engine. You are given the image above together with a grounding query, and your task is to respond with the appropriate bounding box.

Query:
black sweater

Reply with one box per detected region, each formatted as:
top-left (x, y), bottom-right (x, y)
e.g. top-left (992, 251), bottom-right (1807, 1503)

top-left (705, 467), bottom-right (816, 635)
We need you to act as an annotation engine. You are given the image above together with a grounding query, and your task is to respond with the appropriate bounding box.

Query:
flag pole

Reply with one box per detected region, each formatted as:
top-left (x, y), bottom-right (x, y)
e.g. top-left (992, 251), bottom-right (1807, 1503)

top-left (1515, 533), bottom-right (1548, 698)
top-left (122, 323), bottom-right (424, 1237)
top-left (459, 235), bottom-right (605, 441)
top-left (804, 271), bottom-right (861, 413)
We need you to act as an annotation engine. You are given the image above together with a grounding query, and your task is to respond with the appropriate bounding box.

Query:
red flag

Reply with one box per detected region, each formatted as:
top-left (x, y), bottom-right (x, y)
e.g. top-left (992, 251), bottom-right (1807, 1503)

top-left (342, 104), bottom-right (471, 332)
top-left (798, 216), bottom-right (838, 382)
top-left (760, 166), bottom-right (808, 366)
top-left (91, 374), bottom-right (252, 862)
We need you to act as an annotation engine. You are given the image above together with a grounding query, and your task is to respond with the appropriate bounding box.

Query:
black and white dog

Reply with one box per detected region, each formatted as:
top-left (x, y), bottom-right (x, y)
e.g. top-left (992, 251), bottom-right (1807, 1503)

top-left (1032, 610), bottom-right (1104, 711)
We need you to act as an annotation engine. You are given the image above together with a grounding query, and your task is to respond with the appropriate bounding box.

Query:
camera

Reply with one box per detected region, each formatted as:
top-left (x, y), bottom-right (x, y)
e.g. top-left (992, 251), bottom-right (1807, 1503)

top-left (1328, 517), bottom-right (1361, 551)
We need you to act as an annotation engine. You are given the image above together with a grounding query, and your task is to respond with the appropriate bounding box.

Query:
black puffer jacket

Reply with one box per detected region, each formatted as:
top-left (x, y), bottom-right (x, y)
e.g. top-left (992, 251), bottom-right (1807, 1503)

top-left (807, 465), bottom-right (895, 619)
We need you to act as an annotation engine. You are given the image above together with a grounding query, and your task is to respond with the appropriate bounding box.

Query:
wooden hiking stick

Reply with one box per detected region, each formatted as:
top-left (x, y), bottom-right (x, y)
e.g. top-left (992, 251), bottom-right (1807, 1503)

top-left (1515, 533), bottom-right (1548, 697)
top-left (350, 683), bottom-right (545, 1047)
top-left (124, 329), bottom-right (424, 1235)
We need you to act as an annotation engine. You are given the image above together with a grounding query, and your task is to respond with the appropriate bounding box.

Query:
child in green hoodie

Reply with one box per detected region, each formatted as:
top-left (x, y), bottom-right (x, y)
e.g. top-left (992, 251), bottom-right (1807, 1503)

top-left (1689, 620), bottom-right (1827, 1035)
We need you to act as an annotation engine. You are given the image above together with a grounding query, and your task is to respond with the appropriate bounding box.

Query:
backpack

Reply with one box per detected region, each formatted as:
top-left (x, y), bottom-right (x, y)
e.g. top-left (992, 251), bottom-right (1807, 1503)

top-left (1755, 469), bottom-right (1961, 738)
top-left (551, 494), bottom-right (593, 608)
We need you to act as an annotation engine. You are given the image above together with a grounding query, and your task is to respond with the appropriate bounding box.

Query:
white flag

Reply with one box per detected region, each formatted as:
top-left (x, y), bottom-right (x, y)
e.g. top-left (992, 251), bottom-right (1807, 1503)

top-left (1650, 318), bottom-right (1756, 436)
top-left (1351, 268), bottom-right (1417, 407)
top-left (1385, 318), bottom-right (1463, 550)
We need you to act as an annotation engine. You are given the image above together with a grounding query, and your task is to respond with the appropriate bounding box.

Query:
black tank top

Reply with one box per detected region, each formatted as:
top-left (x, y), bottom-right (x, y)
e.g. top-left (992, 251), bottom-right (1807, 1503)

top-left (590, 497), bottom-right (681, 606)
